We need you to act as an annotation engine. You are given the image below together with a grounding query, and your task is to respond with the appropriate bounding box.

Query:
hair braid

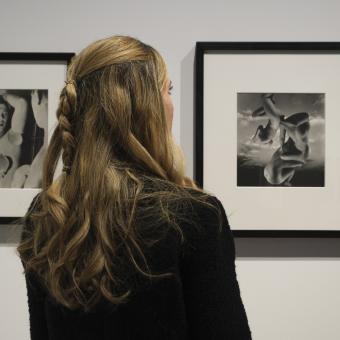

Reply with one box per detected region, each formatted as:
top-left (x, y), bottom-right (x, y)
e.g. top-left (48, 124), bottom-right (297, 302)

top-left (57, 80), bottom-right (78, 174)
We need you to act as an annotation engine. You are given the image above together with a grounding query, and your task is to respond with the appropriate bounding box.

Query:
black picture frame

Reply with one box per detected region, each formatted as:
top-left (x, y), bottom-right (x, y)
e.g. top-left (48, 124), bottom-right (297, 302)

top-left (194, 42), bottom-right (340, 238)
top-left (0, 52), bottom-right (74, 224)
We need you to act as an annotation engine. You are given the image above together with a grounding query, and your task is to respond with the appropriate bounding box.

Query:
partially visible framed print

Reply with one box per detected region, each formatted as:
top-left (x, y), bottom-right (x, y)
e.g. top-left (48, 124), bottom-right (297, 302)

top-left (194, 42), bottom-right (340, 237)
top-left (0, 52), bottom-right (74, 222)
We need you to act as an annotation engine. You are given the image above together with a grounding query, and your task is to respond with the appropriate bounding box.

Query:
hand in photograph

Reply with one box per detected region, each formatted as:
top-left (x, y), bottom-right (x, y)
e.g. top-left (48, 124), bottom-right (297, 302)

top-left (11, 164), bottom-right (30, 188)
top-left (31, 89), bottom-right (48, 129)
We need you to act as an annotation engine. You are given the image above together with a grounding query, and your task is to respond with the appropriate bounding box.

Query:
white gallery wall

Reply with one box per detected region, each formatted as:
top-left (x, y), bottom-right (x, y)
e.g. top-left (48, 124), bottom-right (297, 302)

top-left (1, 0), bottom-right (340, 339)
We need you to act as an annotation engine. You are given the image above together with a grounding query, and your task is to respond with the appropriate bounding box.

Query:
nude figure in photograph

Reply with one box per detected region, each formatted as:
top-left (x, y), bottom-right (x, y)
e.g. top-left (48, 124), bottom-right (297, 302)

top-left (251, 93), bottom-right (284, 144)
top-left (255, 94), bottom-right (311, 186)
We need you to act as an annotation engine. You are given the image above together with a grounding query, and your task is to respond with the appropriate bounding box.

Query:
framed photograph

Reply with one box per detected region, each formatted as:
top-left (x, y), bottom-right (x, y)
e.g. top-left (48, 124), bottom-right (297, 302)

top-left (0, 52), bottom-right (74, 223)
top-left (194, 42), bottom-right (340, 237)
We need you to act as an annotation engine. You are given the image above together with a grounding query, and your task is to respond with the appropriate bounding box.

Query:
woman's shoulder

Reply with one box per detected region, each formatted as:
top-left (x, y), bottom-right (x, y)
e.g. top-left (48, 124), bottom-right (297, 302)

top-left (180, 187), bottom-right (225, 225)
top-left (177, 188), bottom-right (235, 269)
top-left (140, 175), bottom-right (225, 223)
top-left (162, 187), bottom-right (229, 256)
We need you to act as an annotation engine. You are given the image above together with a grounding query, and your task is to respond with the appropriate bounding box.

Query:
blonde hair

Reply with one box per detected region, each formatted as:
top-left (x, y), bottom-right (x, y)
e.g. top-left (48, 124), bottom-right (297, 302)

top-left (16, 35), bottom-right (216, 313)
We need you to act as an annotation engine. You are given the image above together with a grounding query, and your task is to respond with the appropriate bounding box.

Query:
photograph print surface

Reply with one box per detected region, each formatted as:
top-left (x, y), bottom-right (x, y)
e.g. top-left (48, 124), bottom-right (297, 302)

top-left (237, 93), bottom-right (325, 187)
top-left (0, 89), bottom-right (47, 188)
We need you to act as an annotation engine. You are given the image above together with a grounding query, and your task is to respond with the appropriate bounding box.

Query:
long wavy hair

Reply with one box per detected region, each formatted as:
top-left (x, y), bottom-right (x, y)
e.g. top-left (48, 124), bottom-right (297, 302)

top-left (15, 35), bottom-right (218, 313)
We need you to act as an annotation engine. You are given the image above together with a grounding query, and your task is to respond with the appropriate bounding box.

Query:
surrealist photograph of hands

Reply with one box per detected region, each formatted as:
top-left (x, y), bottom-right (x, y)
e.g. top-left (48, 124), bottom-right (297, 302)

top-left (237, 93), bottom-right (325, 187)
top-left (0, 89), bottom-right (47, 188)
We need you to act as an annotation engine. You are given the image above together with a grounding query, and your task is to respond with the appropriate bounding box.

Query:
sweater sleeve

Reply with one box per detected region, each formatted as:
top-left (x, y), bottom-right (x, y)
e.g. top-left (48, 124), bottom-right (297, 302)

top-left (179, 195), bottom-right (252, 340)
top-left (20, 193), bottom-right (49, 340)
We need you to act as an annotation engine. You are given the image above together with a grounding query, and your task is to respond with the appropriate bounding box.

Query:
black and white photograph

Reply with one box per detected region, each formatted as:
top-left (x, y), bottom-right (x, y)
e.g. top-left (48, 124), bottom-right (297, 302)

top-left (237, 93), bottom-right (325, 187)
top-left (0, 52), bottom-right (74, 218)
top-left (0, 89), bottom-right (47, 188)
top-left (196, 42), bottom-right (340, 234)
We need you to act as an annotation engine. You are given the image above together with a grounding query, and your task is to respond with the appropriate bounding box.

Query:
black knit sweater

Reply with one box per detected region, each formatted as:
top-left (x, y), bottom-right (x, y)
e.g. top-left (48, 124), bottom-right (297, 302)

top-left (21, 189), bottom-right (252, 340)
